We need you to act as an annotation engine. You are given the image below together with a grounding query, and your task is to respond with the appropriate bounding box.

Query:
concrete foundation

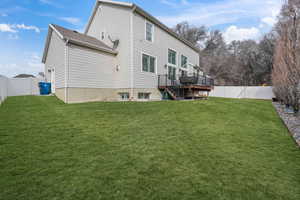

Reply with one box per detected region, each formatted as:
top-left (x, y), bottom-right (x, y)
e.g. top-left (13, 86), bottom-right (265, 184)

top-left (55, 88), bottom-right (162, 103)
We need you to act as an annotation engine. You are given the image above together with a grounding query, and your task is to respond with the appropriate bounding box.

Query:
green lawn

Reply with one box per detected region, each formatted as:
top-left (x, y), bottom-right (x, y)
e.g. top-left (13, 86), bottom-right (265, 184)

top-left (0, 96), bottom-right (299, 200)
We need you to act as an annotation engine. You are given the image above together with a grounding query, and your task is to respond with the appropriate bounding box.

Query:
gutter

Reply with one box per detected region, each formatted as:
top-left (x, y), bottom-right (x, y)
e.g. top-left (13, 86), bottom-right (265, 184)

top-left (67, 39), bottom-right (118, 55)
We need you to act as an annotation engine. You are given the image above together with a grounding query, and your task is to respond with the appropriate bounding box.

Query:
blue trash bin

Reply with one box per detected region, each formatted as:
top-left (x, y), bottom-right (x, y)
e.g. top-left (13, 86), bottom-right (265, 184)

top-left (39, 82), bottom-right (51, 95)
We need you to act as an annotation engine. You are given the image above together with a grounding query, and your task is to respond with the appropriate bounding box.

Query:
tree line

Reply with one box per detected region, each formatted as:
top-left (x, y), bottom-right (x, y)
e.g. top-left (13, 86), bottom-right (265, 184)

top-left (173, 0), bottom-right (300, 111)
top-left (173, 22), bottom-right (275, 86)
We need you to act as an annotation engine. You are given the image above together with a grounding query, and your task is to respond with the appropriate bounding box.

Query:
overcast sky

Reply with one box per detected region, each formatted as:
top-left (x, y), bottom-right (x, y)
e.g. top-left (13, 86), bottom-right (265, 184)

top-left (0, 0), bottom-right (283, 77)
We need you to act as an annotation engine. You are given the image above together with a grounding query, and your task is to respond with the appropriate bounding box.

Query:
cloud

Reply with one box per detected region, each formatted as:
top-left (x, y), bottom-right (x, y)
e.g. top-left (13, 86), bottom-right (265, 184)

top-left (160, 0), bottom-right (178, 8)
top-left (35, 12), bottom-right (82, 26)
top-left (223, 26), bottom-right (261, 43)
top-left (59, 17), bottom-right (81, 25)
top-left (1, 13), bottom-right (8, 17)
top-left (261, 17), bottom-right (277, 26)
top-left (160, 0), bottom-right (189, 8)
top-left (0, 24), bottom-right (17, 32)
top-left (260, 4), bottom-right (281, 27)
top-left (0, 23), bottom-right (40, 33)
top-left (14, 24), bottom-right (40, 33)
top-left (0, 53), bottom-right (44, 77)
top-left (39, 0), bottom-right (62, 8)
top-left (157, 0), bottom-right (283, 28)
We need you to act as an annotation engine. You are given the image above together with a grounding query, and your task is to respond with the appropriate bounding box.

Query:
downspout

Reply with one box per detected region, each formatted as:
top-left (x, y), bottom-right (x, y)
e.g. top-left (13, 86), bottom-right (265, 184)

top-left (130, 6), bottom-right (136, 100)
top-left (65, 39), bottom-right (69, 103)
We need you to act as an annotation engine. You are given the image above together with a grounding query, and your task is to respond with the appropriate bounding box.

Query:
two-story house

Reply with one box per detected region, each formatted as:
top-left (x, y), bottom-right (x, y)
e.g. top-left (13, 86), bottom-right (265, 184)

top-left (42, 0), bottom-right (213, 103)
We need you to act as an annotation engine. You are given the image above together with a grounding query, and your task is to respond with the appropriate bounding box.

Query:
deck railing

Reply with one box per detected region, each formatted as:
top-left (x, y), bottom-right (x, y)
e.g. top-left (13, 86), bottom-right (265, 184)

top-left (158, 74), bottom-right (214, 88)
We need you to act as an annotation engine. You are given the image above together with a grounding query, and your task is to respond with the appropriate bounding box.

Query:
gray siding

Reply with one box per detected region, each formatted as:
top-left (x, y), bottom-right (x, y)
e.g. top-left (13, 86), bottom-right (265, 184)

top-left (67, 44), bottom-right (117, 88)
top-left (86, 3), bottom-right (132, 88)
top-left (44, 31), bottom-right (66, 88)
top-left (132, 13), bottom-right (199, 88)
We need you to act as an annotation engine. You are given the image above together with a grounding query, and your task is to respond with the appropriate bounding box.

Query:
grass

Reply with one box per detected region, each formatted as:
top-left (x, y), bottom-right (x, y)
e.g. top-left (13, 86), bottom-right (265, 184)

top-left (0, 96), bottom-right (299, 200)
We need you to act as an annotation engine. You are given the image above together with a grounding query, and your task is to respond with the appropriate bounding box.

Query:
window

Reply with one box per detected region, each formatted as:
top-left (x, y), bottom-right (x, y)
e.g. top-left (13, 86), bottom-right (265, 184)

top-left (168, 66), bottom-right (176, 80)
top-left (119, 93), bottom-right (129, 101)
top-left (138, 93), bottom-right (150, 100)
top-left (168, 49), bottom-right (176, 65)
top-left (181, 55), bottom-right (187, 68)
top-left (145, 22), bottom-right (153, 42)
top-left (142, 53), bottom-right (156, 73)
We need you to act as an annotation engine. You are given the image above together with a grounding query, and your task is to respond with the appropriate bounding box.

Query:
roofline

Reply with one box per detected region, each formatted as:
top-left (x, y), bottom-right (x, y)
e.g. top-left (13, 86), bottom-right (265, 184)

top-left (49, 24), bottom-right (64, 39)
top-left (133, 6), bottom-right (200, 53)
top-left (84, 0), bottom-right (133, 34)
top-left (84, 0), bottom-right (200, 53)
top-left (84, 1), bottom-right (100, 35)
top-left (98, 0), bottom-right (133, 7)
top-left (42, 24), bottom-right (117, 63)
top-left (67, 39), bottom-right (118, 55)
top-left (42, 26), bottom-right (53, 63)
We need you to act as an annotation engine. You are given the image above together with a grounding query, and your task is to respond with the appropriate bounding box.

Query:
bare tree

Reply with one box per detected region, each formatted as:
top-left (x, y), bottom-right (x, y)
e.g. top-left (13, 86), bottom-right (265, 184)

top-left (173, 21), bottom-right (207, 47)
top-left (173, 22), bottom-right (275, 86)
top-left (273, 0), bottom-right (300, 112)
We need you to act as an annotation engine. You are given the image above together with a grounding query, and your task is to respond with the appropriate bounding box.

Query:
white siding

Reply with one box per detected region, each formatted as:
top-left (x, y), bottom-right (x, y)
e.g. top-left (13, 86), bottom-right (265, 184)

top-left (67, 44), bottom-right (117, 88)
top-left (44, 31), bottom-right (66, 88)
top-left (86, 3), bottom-right (132, 88)
top-left (132, 13), bottom-right (199, 88)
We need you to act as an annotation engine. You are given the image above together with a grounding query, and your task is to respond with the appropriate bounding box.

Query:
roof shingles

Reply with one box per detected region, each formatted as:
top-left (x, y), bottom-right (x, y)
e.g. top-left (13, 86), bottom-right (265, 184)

top-left (52, 24), bottom-right (117, 54)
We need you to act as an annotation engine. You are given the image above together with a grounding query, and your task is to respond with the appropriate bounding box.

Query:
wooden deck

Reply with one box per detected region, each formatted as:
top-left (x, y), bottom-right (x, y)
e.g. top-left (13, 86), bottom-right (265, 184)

top-left (158, 85), bottom-right (213, 91)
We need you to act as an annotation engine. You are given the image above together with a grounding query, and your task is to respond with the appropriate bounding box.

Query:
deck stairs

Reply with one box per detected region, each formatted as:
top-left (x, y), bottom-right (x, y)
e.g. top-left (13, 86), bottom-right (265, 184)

top-left (165, 86), bottom-right (184, 100)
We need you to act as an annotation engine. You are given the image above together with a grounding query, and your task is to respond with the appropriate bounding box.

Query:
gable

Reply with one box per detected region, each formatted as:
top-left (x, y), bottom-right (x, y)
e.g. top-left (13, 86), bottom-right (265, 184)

top-left (84, 0), bottom-right (199, 53)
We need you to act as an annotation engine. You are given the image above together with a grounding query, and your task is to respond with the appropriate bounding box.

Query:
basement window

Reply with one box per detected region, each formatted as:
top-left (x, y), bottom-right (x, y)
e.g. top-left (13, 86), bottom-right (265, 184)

top-left (138, 93), bottom-right (150, 100)
top-left (119, 93), bottom-right (129, 101)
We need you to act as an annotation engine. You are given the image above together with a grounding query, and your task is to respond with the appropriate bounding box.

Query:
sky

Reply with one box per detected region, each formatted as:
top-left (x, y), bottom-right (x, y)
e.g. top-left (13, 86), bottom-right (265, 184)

top-left (0, 0), bottom-right (284, 77)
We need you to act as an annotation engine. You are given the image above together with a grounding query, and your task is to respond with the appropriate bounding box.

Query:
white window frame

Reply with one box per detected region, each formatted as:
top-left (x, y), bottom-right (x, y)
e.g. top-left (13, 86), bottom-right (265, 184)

top-left (145, 20), bottom-right (154, 43)
top-left (181, 54), bottom-right (188, 69)
top-left (141, 52), bottom-right (157, 74)
top-left (119, 92), bottom-right (130, 101)
top-left (168, 65), bottom-right (177, 80)
top-left (138, 92), bottom-right (151, 100)
top-left (167, 48), bottom-right (177, 67)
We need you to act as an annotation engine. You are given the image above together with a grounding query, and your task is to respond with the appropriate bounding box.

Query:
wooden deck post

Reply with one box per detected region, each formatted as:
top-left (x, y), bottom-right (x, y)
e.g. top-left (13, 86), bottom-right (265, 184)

top-left (165, 74), bottom-right (167, 86)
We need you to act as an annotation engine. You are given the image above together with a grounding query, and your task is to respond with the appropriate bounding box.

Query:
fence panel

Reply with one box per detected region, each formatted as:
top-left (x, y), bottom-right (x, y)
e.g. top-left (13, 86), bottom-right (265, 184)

top-left (210, 86), bottom-right (274, 100)
top-left (7, 78), bottom-right (39, 96)
top-left (0, 77), bottom-right (41, 105)
top-left (0, 77), bottom-right (8, 104)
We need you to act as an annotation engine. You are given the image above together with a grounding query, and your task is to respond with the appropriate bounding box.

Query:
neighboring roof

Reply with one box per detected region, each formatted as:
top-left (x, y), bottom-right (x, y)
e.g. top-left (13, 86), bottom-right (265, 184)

top-left (85, 0), bottom-right (200, 53)
top-left (42, 24), bottom-right (117, 63)
top-left (14, 74), bottom-right (35, 78)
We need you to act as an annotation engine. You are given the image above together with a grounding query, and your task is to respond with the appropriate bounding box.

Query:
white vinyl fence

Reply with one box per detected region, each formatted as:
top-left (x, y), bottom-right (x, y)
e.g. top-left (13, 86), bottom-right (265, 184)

top-left (0, 77), bottom-right (41, 104)
top-left (210, 86), bottom-right (275, 100)
top-left (0, 76), bottom-right (8, 104)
